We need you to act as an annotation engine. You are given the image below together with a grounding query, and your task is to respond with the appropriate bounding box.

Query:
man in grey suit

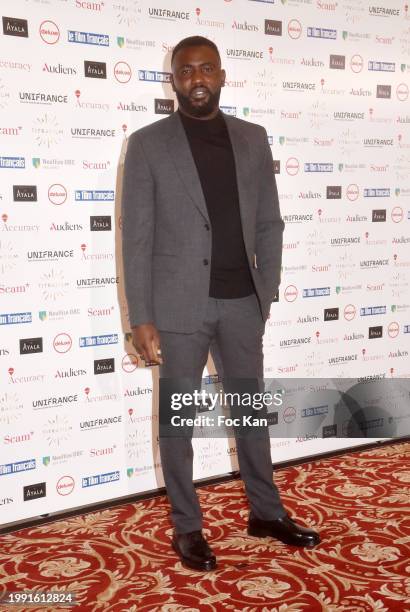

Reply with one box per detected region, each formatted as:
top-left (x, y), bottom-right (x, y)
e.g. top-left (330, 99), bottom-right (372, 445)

top-left (121, 36), bottom-right (320, 571)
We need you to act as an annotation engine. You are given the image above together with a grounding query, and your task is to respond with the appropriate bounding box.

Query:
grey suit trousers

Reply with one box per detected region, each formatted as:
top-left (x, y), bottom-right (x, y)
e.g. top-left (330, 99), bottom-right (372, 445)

top-left (158, 293), bottom-right (287, 534)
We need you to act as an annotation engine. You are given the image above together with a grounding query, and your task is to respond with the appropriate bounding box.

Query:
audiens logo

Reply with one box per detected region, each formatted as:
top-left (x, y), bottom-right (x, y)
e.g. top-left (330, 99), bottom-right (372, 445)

top-left (13, 185), bottom-right (37, 202)
top-left (19, 337), bottom-right (43, 354)
top-left (2, 17), bottom-right (28, 37)
top-left (94, 358), bottom-right (115, 374)
top-left (90, 216), bottom-right (111, 231)
top-left (23, 482), bottom-right (46, 501)
top-left (155, 98), bottom-right (174, 114)
top-left (84, 61), bottom-right (107, 79)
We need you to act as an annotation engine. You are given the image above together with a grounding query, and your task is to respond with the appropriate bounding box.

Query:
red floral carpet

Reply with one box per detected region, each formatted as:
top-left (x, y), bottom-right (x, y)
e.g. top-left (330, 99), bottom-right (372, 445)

top-left (1, 441), bottom-right (409, 611)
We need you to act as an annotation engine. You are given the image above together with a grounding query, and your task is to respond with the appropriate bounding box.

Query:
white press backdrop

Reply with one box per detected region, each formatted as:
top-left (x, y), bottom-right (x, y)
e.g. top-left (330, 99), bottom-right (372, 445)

top-left (1, 0), bottom-right (409, 525)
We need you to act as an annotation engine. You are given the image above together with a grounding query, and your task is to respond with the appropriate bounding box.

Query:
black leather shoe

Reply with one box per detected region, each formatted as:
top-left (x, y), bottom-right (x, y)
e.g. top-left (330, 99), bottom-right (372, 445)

top-left (171, 530), bottom-right (217, 571)
top-left (248, 514), bottom-right (320, 547)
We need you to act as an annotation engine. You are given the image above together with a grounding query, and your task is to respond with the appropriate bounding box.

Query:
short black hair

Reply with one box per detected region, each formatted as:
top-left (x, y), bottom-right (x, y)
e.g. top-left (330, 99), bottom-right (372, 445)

top-left (171, 36), bottom-right (221, 65)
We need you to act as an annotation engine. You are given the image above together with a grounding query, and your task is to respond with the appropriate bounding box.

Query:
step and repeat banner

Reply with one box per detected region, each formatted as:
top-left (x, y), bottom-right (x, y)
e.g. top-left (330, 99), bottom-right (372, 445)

top-left (1, 0), bottom-right (409, 526)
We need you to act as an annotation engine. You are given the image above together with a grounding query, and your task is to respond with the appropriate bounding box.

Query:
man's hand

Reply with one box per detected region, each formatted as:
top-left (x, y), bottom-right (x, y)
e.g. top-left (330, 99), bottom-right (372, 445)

top-left (131, 323), bottom-right (163, 366)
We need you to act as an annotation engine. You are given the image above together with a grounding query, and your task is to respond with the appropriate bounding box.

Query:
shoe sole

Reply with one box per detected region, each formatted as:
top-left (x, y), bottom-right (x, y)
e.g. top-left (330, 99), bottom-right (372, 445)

top-left (171, 540), bottom-right (217, 571)
top-left (247, 527), bottom-right (320, 547)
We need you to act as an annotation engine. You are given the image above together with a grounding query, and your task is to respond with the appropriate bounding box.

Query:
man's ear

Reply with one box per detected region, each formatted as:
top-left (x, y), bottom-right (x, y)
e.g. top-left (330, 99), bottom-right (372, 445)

top-left (170, 74), bottom-right (176, 92)
top-left (221, 68), bottom-right (226, 87)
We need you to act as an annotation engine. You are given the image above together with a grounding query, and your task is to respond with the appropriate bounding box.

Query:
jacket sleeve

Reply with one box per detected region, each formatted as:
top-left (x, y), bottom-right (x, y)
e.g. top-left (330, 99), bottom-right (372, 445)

top-left (121, 132), bottom-right (155, 327)
top-left (256, 128), bottom-right (285, 300)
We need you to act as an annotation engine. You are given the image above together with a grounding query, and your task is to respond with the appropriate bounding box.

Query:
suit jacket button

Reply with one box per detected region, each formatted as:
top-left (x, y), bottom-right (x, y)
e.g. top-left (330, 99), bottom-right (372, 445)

top-left (203, 258), bottom-right (209, 265)
top-left (204, 223), bottom-right (210, 231)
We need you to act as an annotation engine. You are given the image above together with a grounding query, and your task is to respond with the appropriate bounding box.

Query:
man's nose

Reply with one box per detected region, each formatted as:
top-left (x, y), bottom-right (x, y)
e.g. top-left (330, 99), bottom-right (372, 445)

top-left (191, 68), bottom-right (204, 85)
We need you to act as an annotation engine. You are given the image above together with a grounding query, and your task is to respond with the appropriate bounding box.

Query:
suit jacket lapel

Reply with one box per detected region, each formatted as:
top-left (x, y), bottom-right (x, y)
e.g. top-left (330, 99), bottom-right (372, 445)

top-left (166, 112), bottom-right (210, 223)
top-left (223, 114), bottom-right (252, 227)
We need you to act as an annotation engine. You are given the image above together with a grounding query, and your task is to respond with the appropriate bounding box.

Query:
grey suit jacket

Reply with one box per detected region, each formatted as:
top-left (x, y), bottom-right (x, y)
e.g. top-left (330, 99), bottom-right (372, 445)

top-left (121, 111), bottom-right (285, 333)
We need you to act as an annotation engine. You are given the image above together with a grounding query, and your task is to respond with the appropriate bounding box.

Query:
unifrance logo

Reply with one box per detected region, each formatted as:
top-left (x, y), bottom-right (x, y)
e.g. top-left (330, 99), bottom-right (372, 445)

top-left (147, 8), bottom-right (190, 21)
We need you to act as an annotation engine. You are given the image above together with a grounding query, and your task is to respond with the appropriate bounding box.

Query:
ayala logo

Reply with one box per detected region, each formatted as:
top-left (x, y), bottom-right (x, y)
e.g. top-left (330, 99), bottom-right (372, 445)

top-left (90, 215), bottom-right (111, 231)
top-left (84, 60), bottom-right (107, 79)
top-left (13, 185), bottom-right (37, 202)
top-left (323, 424), bottom-right (337, 438)
top-left (265, 20), bottom-right (282, 36)
top-left (372, 209), bottom-right (387, 222)
top-left (19, 337), bottom-right (43, 354)
top-left (23, 482), bottom-right (46, 501)
top-left (329, 54), bottom-right (346, 69)
top-left (376, 84), bottom-right (391, 98)
top-left (2, 17), bottom-right (28, 37)
top-left (324, 308), bottom-right (339, 321)
top-left (369, 325), bottom-right (383, 339)
top-left (94, 358), bottom-right (115, 375)
top-left (155, 98), bottom-right (174, 114)
top-left (326, 186), bottom-right (341, 199)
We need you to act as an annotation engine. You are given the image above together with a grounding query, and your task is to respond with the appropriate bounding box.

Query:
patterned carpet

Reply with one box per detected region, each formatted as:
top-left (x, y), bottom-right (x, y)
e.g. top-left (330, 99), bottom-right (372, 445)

top-left (1, 441), bottom-right (409, 611)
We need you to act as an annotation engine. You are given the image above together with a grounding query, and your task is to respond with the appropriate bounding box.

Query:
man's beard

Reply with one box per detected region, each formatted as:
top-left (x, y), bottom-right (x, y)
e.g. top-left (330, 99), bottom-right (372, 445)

top-left (175, 86), bottom-right (221, 118)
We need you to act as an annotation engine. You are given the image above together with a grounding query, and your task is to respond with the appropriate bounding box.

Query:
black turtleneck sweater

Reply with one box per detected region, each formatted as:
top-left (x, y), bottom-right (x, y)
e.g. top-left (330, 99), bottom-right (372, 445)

top-left (179, 109), bottom-right (255, 299)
